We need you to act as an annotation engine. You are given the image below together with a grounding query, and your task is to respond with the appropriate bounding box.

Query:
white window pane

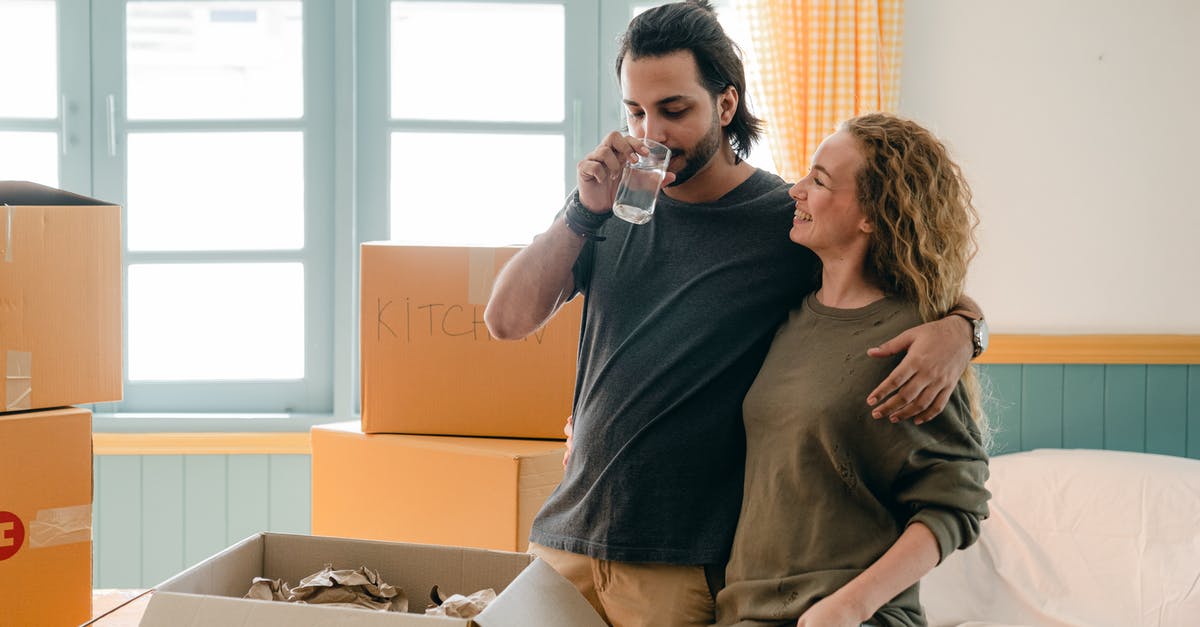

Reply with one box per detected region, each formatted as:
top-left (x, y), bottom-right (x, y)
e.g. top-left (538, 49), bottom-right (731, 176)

top-left (128, 263), bottom-right (304, 380)
top-left (390, 132), bottom-right (564, 245)
top-left (127, 132), bottom-right (304, 251)
top-left (126, 1), bottom-right (303, 120)
top-left (0, 1), bottom-right (56, 118)
top-left (390, 2), bottom-right (563, 122)
top-left (0, 132), bottom-right (58, 187)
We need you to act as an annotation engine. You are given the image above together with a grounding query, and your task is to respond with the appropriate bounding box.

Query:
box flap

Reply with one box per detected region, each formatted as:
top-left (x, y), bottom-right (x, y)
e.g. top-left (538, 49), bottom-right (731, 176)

top-left (141, 592), bottom-right (469, 626)
top-left (155, 533), bottom-right (264, 595)
top-left (474, 559), bottom-right (607, 627)
top-left (0, 181), bottom-right (113, 206)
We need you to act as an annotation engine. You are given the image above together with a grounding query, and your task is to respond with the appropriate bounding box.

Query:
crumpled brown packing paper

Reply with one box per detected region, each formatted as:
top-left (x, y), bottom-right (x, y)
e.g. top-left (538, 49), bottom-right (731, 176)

top-left (245, 565), bottom-right (408, 612)
top-left (425, 586), bottom-right (497, 618)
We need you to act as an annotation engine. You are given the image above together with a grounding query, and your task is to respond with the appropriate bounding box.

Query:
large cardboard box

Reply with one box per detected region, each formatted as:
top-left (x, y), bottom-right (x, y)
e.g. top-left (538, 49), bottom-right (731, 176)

top-left (138, 532), bottom-right (606, 626)
top-left (311, 421), bottom-right (564, 552)
top-left (360, 243), bottom-right (580, 438)
top-left (0, 407), bottom-right (93, 627)
top-left (0, 181), bottom-right (122, 411)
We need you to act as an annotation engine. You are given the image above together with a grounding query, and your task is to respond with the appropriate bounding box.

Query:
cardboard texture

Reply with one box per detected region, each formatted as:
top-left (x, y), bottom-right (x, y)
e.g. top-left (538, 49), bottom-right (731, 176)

top-left (0, 407), bottom-right (93, 627)
top-left (138, 532), bottom-right (606, 627)
top-left (0, 181), bottom-right (122, 411)
top-left (311, 422), bottom-right (564, 552)
top-left (360, 243), bottom-right (581, 438)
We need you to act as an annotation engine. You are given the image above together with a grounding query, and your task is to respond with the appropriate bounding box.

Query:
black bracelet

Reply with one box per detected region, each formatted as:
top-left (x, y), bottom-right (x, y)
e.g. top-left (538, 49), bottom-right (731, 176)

top-left (563, 190), bottom-right (611, 242)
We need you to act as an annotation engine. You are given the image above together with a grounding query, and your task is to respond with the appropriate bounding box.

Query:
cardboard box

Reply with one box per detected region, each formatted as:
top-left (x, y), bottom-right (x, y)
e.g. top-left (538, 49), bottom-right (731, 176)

top-left (360, 243), bottom-right (580, 438)
top-left (0, 181), bottom-right (122, 411)
top-left (0, 407), bottom-right (93, 627)
top-left (138, 532), bottom-right (606, 626)
top-left (311, 421), bottom-right (564, 552)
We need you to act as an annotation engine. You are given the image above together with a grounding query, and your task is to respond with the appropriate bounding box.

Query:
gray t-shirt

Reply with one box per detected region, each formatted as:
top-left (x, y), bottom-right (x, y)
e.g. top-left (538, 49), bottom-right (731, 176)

top-left (529, 169), bottom-right (818, 564)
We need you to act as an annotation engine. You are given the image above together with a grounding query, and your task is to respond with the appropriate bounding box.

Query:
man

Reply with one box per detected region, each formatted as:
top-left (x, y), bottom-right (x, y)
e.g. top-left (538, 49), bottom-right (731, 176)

top-left (485, 2), bottom-right (985, 625)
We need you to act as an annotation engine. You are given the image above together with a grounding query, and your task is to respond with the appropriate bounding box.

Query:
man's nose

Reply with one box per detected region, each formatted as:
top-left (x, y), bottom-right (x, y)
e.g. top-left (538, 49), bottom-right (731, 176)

top-left (643, 116), bottom-right (668, 144)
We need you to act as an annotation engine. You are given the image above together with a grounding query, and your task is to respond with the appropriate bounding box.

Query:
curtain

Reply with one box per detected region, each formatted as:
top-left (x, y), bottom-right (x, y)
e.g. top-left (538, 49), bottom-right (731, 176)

top-left (737, 0), bottom-right (904, 182)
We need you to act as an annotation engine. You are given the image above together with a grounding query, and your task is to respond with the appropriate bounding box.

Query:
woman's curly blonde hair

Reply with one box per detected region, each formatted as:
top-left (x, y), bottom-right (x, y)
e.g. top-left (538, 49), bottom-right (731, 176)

top-left (841, 113), bottom-right (987, 430)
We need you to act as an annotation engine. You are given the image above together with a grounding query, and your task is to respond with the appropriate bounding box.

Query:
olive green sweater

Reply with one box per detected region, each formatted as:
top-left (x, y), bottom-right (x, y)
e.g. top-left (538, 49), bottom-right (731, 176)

top-left (715, 295), bottom-right (990, 627)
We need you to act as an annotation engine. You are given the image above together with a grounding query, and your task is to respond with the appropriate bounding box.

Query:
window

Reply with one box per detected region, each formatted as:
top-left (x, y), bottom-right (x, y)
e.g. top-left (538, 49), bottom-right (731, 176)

top-left (6, 0), bottom-right (648, 421)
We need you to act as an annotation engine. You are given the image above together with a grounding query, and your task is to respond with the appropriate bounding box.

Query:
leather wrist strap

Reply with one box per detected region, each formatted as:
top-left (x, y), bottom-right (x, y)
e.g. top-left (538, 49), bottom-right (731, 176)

top-left (948, 309), bottom-right (983, 358)
top-left (563, 190), bottom-right (611, 242)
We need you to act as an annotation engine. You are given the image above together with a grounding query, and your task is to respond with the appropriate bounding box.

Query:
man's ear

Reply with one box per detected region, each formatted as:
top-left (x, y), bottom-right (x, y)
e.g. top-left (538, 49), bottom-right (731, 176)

top-left (718, 85), bottom-right (738, 126)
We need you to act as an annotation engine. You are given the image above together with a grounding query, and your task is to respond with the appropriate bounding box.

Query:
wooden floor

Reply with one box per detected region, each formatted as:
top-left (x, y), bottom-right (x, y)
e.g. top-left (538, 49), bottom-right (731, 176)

top-left (90, 590), bottom-right (151, 626)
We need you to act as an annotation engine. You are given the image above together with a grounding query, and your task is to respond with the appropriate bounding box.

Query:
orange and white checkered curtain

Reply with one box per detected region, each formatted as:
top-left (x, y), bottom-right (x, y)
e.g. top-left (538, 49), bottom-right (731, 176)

top-left (737, 0), bottom-right (903, 182)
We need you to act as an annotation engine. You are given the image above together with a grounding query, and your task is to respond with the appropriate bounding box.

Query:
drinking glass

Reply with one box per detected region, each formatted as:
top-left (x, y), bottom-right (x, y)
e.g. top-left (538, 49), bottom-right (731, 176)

top-left (612, 138), bottom-right (671, 224)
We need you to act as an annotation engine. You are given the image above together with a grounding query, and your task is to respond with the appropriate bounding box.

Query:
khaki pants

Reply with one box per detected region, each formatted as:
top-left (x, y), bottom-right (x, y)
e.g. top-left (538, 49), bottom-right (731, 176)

top-left (528, 542), bottom-right (719, 627)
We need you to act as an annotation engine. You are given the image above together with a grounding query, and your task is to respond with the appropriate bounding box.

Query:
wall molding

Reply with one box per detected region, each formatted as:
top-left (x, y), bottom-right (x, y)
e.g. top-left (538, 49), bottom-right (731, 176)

top-left (978, 334), bottom-right (1200, 364)
top-left (93, 432), bottom-right (311, 456)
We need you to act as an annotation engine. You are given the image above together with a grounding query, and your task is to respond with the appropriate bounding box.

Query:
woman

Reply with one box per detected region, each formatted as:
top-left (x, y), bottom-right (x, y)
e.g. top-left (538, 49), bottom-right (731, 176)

top-left (714, 113), bottom-right (991, 627)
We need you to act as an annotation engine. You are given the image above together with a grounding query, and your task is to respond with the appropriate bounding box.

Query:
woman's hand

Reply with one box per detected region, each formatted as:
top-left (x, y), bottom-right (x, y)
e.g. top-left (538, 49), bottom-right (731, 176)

top-left (796, 592), bottom-right (868, 627)
top-left (865, 315), bottom-right (974, 424)
top-left (562, 415), bottom-right (574, 469)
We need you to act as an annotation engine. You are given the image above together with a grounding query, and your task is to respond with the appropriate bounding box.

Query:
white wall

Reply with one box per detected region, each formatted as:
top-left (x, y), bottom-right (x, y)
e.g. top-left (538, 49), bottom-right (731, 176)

top-left (899, 0), bottom-right (1200, 333)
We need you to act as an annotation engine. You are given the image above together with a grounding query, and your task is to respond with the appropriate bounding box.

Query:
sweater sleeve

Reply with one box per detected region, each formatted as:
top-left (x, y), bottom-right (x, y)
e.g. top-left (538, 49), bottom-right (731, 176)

top-left (888, 385), bottom-right (991, 563)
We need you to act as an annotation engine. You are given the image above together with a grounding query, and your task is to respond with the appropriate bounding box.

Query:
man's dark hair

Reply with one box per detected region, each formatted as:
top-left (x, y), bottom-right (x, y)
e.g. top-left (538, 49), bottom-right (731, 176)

top-left (615, 0), bottom-right (764, 160)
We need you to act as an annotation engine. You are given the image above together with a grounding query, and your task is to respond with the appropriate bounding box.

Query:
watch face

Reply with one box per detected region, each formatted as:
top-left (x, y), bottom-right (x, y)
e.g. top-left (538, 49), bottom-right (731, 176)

top-left (976, 319), bottom-right (989, 352)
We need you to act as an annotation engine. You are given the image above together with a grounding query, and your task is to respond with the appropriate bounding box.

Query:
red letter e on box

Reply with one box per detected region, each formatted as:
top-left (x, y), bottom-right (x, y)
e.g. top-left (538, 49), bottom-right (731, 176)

top-left (0, 511), bottom-right (25, 561)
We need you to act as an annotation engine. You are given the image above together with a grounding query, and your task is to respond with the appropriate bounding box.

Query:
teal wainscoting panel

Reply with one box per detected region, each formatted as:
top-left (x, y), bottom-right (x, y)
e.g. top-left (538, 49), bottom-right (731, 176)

top-left (92, 457), bottom-right (101, 587)
top-left (1145, 366), bottom-right (1188, 457)
top-left (1021, 365), bottom-right (1064, 449)
top-left (982, 365), bottom-right (1022, 454)
top-left (227, 455), bottom-right (271, 545)
top-left (1104, 366), bottom-right (1147, 452)
top-left (268, 455), bottom-right (313, 534)
top-left (183, 456), bottom-right (228, 569)
top-left (141, 456), bottom-right (185, 586)
top-left (96, 456), bottom-right (142, 587)
top-left (1189, 366), bottom-right (1200, 459)
top-left (94, 454), bottom-right (314, 588)
top-left (1062, 365), bottom-right (1104, 449)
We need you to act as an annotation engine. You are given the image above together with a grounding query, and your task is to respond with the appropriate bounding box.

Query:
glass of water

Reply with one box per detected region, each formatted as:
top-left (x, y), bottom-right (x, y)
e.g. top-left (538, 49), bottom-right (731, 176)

top-left (612, 138), bottom-right (671, 224)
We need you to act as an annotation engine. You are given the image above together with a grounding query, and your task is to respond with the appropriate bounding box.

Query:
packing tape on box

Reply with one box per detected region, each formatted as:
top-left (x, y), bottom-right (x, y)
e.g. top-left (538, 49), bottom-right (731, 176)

top-left (3, 203), bottom-right (11, 262)
top-left (29, 504), bottom-right (92, 548)
top-left (467, 248), bottom-right (498, 305)
top-left (5, 350), bottom-right (32, 411)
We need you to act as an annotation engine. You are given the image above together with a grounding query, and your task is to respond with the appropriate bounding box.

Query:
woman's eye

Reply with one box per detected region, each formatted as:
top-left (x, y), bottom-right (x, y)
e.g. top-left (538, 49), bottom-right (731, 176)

top-left (664, 109), bottom-right (688, 118)
top-left (627, 111), bottom-right (645, 119)
top-left (813, 176), bottom-right (825, 187)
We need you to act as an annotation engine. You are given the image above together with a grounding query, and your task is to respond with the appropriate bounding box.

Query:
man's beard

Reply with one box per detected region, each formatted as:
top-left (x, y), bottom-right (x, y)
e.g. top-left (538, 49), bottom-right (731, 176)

top-left (667, 113), bottom-right (724, 187)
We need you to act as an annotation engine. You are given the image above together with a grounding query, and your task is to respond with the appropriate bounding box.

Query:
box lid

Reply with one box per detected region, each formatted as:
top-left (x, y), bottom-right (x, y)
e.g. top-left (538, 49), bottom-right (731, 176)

top-left (0, 180), bottom-right (116, 206)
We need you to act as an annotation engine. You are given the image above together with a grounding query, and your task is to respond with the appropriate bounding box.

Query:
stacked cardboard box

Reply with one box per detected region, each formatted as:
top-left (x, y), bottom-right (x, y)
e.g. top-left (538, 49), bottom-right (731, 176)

top-left (312, 243), bottom-right (581, 552)
top-left (0, 181), bottom-right (123, 627)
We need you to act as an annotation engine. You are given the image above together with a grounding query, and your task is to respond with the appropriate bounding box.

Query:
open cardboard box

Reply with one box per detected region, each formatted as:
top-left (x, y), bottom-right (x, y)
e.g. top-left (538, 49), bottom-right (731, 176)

top-left (138, 532), bottom-right (606, 626)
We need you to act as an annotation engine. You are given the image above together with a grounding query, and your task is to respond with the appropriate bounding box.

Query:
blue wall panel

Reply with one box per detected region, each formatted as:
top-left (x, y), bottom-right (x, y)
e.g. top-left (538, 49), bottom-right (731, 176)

top-left (92, 454), bottom-right (312, 589)
top-left (1062, 365), bottom-right (1104, 449)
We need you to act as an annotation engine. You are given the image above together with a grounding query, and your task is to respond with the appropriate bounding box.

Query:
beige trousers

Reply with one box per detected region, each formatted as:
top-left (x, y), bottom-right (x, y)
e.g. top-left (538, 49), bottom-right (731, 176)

top-left (528, 542), bottom-right (718, 627)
